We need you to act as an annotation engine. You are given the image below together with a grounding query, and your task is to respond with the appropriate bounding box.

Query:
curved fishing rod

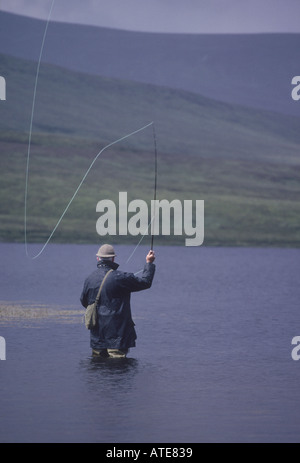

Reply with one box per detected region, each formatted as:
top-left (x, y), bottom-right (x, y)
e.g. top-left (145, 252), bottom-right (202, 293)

top-left (125, 123), bottom-right (158, 267)
top-left (151, 123), bottom-right (158, 251)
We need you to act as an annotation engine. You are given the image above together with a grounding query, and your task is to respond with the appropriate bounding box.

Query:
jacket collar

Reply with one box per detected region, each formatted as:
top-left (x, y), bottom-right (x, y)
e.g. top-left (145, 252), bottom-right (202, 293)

top-left (97, 259), bottom-right (119, 270)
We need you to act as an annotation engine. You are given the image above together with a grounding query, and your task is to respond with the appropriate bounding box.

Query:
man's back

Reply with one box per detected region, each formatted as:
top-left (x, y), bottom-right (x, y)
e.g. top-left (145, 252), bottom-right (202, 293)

top-left (80, 247), bottom-right (155, 355)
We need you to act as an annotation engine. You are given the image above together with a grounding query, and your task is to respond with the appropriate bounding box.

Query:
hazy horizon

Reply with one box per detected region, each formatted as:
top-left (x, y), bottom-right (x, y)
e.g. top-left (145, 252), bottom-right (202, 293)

top-left (1, 0), bottom-right (300, 34)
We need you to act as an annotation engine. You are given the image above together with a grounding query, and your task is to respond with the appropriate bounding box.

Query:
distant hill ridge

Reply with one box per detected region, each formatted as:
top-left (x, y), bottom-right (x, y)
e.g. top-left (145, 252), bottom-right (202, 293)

top-left (1, 51), bottom-right (300, 162)
top-left (0, 11), bottom-right (300, 116)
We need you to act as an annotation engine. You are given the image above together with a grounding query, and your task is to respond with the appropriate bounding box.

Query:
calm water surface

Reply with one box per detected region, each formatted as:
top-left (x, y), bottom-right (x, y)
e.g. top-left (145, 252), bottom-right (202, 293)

top-left (0, 243), bottom-right (299, 443)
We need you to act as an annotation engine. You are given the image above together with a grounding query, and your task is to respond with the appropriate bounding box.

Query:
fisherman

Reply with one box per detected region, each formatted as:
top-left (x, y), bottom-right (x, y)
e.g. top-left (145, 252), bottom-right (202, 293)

top-left (80, 244), bottom-right (156, 358)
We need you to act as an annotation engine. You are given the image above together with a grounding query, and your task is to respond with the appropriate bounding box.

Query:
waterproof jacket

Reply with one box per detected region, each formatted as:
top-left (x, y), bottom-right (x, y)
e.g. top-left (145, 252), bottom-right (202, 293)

top-left (80, 259), bottom-right (155, 351)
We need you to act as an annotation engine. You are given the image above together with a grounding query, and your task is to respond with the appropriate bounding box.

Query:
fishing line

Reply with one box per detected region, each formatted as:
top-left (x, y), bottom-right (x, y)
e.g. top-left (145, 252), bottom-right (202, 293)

top-left (24, 0), bottom-right (55, 258)
top-left (125, 214), bottom-right (156, 265)
top-left (25, 122), bottom-right (154, 260)
top-left (24, 0), bottom-right (157, 263)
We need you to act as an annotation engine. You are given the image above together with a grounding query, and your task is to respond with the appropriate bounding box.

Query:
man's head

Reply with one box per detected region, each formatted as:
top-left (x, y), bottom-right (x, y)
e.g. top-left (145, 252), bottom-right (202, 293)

top-left (96, 244), bottom-right (116, 262)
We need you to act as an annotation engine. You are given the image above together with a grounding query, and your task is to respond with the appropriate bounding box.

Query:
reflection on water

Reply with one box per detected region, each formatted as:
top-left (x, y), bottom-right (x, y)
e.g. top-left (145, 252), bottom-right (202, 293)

top-left (81, 356), bottom-right (140, 391)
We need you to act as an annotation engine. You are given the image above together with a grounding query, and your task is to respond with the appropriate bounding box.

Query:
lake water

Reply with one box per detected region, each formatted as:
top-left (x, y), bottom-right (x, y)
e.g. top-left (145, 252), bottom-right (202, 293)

top-left (0, 243), bottom-right (300, 443)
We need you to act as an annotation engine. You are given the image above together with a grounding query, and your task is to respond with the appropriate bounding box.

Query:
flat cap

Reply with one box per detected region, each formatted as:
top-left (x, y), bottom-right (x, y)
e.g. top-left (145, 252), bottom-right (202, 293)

top-left (96, 244), bottom-right (116, 258)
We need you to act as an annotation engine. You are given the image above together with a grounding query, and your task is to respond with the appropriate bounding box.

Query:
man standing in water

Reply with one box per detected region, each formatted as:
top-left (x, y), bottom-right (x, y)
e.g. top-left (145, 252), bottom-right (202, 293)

top-left (80, 244), bottom-right (156, 358)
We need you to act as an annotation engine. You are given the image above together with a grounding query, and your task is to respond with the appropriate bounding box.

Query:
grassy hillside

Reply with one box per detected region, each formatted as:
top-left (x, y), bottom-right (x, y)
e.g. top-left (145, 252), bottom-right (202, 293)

top-left (1, 11), bottom-right (300, 116)
top-left (1, 53), bottom-right (300, 157)
top-left (0, 53), bottom-right (300, 247)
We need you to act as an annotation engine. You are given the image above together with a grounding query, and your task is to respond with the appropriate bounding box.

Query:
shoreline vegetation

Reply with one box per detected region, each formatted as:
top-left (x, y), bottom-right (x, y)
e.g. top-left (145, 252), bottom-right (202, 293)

top-left (0, 300), bottom-right (82, 324)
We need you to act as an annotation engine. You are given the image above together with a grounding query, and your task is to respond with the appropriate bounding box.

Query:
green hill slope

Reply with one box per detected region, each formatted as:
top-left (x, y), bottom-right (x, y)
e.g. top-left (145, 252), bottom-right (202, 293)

top-left (1, 11), bottom-right (300, 116)
top-left (1, 53), bottom-right (300, 247)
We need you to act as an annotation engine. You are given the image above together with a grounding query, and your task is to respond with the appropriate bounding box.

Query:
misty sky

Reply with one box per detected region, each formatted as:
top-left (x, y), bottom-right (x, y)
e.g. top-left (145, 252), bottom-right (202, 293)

top-left (1, 0), bottom-right (300, 33)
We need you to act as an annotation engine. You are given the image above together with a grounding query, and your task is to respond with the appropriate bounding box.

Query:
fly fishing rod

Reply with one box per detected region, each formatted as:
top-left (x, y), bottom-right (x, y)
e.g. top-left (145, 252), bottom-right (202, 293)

top-left (150, 123), bottom-right (158, 251)
top-left (128, 123), bottom-right (157, 270)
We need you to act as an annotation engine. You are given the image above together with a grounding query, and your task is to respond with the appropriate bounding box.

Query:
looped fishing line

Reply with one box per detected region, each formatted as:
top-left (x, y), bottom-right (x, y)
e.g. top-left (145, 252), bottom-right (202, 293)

top-left (24, 0), bottom-right (55, 259)
top-left (24, 0), bottom-right (158, 263)
top-left (24, 0), bottom-right (156, 261)
top-left (25, 120), bottom-right (154, 259)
